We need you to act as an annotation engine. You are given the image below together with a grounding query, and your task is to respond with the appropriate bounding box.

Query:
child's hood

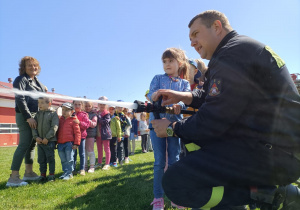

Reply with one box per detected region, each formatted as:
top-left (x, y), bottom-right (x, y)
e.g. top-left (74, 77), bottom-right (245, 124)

top-left (100, 109), bottom-right (110, 117)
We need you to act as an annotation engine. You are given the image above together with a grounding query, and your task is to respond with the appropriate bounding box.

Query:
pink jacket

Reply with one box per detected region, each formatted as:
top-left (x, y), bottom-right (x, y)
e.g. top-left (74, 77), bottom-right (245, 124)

top-left (75, 111), bottom-right (90, 139)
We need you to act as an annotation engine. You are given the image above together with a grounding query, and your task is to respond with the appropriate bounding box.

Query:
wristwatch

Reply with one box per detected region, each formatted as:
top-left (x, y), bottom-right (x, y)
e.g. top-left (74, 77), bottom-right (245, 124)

top-left (166, 122), bottom-right (174, 137)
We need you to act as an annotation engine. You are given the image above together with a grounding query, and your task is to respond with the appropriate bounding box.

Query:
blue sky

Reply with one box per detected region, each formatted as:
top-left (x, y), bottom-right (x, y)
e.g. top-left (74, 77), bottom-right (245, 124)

top-left (0, 0), bottom-right (299, 104)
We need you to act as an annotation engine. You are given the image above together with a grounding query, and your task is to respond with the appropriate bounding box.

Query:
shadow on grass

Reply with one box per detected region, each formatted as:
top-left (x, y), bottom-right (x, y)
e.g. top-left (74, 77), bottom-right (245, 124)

top-left (55, 161), bottom-right (154, 210)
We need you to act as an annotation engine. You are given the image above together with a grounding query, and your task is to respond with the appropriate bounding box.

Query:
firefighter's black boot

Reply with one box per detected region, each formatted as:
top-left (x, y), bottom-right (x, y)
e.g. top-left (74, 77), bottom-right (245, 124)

top-left (250, 184), bottom-right (300, 210)
top-left (280, 184), bottom-right (300, 210)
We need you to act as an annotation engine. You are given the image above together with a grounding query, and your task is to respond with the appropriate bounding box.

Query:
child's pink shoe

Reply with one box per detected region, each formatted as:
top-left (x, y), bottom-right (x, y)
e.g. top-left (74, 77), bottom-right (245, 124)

top-left (171, 201), bottom-right (187, 209)
top-left (150, 198), bottom-right (164, 210)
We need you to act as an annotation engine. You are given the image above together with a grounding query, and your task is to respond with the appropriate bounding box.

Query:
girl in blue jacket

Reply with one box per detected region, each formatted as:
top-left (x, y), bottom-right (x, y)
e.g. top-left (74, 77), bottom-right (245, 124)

top-left (148, 48), bottom-right (190, 210)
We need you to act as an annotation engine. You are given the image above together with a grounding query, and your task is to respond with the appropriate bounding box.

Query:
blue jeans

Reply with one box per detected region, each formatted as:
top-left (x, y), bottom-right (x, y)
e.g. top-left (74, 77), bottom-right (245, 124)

top-left (150, 129), bottom-right (181, 198)
top-left (74, 139), bottom-right (85, 171)
top-left (57, 142), bottom-right (74, 176)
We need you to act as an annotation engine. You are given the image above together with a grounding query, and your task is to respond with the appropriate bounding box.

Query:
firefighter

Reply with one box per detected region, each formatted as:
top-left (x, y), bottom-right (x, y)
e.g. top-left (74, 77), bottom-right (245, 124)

top-left (151, 10), bottom-right (300, 210)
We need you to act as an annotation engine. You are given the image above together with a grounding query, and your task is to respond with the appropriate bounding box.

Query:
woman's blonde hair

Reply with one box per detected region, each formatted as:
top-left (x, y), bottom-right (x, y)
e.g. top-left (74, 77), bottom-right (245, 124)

top-left (162, 48), bottom-right (189, 80)
top-left (18, 56), bottom-right (41, 76)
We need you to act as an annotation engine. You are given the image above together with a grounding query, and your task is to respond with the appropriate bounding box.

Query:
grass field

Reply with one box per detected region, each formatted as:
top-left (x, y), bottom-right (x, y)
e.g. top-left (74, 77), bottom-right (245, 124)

top-left (1, 143), bottom-right (298, 210)
top-left (0, 143), bottom-right (166, 210)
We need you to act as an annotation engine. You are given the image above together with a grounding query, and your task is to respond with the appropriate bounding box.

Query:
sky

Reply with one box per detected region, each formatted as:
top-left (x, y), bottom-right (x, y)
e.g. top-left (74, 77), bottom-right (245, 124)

top-left (0, 0), bottom-right (299, 104)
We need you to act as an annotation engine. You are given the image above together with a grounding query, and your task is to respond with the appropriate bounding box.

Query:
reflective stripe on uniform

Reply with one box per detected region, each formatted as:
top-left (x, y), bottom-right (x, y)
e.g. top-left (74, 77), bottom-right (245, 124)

top-left (185, 143), bottom-right (201, 152)
top-left (200, 186), bottom-right (224, 210)
top-left (265, 46), bottom-right (285, 68)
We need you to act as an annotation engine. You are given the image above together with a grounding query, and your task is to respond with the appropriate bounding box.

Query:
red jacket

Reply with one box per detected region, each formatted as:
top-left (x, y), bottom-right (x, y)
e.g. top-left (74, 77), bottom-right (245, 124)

top-left (75, 111), bottom-right (90, 139)
top-left (57, 116), bottom-right (81, 145)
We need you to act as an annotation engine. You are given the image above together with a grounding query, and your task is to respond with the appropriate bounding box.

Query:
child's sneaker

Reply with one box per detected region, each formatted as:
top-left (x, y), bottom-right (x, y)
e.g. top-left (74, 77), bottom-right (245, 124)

top-left (150, 198), bottom-right (164, 210)
top-left (113, 162), bottom-right (118, 167)
top-left (171, 201), bottom-right (186, 209)
top-left (23, 171), bottom-right (40, 181)
top-left (102, 164), bottom-right (110, 170)
top-left (78, 170), bottom-right (86, 176)
top-left (95, 163), bottom-right (102, 169)
top-left (47, 175), bottom-right (55, 182)
top-left (59, 174), bottom-right (65, 179)
top-left (124, 157), bottom-right (129, 164)
top-left (63, 174), bottom-right (73, 180)
top-left (37, 176), bottom-right (47, 182)
top-left (6, 175), bottom-right (28, 187)
top-left (87, 168), bottom-right (95, 173)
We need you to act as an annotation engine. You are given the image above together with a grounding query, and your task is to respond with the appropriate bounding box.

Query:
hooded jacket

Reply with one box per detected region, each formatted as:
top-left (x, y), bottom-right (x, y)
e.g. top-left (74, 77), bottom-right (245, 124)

top-left (97, 110), bottom-right (112, 140)
top-left (75, 111), bottom-right (90, 139)
top-left (32, 108), bottom-right (59, 142)
top-left (57, 116), bottom-right (81, 145)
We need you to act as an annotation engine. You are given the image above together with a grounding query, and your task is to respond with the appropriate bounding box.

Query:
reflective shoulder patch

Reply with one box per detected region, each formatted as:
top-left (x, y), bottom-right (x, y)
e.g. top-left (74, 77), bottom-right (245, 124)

top-left (265, 46), bottom-right (285, 68)
top-left (208, 79), bottom-right (221, 97)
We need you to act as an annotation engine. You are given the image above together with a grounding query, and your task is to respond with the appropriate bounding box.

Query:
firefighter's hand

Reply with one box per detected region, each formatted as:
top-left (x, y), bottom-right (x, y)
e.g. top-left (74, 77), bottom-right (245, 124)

top-left (172, 104), bottom-right (181, 115)
top-left (72, 145), bottom-right (78, 150)
top-left (151, 118), bottom-right (170, 137)
top-left (153, 89), bottom-right (192, 106)
top-left (117, 137), bottom-right (122, 142)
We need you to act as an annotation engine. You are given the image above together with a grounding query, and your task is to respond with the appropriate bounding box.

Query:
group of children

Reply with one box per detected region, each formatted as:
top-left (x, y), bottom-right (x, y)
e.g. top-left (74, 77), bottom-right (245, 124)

top-left (31, 97), bottom-right (153, 181)
top-left (28, 46), bottom-right (206, 210)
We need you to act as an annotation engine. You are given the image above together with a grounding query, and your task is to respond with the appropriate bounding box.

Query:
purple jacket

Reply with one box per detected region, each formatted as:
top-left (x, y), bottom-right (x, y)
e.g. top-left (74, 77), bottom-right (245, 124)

top-left (97, 110), bottom-right (112, 140)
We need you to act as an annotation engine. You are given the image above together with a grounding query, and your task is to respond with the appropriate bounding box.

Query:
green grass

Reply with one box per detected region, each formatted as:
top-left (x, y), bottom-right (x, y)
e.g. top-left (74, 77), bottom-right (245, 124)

top-left (0, 143), bottom-right (167, 210)
top-left (0, 144), bottom-right (298, 210)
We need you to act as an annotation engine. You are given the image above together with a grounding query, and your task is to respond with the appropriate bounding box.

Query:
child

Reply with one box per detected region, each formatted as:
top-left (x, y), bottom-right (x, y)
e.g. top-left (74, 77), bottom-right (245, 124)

top-left (32, 97), bottom-right (59, 182)
top-left (123, 108), bottom-right (132, 163)
top-left (129, 112), bottom-right (138, 155)
top-left (148, 48), bottom-right (190, 210)
top-left (84, 101), bottom-right (98, 173)
top-left (73, 100), bottom-right (90, 176)
top-left (138, 112), bottom-right (149, 153)
top-left (57, 102), bottom-right (81, 180)
top-left (109, 106), bottom-right (122, 167)
top-left (96, 96), bottom-right (112, 170)
top-left (188, 58), bottom-right (207, 90)
top-left (114, 100), bottom-right (130, 165)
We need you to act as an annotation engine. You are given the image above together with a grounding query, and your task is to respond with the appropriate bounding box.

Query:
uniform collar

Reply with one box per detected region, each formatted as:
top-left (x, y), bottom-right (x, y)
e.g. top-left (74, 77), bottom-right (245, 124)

top-left (208, 30), bottom-right (238, 67)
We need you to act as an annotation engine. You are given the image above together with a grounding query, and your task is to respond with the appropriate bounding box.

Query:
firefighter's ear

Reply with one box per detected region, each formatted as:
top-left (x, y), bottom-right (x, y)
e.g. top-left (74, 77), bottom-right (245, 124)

top-left (212, 20), bottom-right (222, 35)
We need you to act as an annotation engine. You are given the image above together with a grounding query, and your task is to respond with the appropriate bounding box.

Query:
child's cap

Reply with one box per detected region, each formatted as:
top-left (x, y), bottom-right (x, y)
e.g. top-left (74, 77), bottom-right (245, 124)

top-left (61, 102), bottom-right (73, 110)
top-left (99, 96), bottom-right (108, 101)
top-left (188, 59), bottom-right (197, 69)
top-left (194, 69), bottom-right (202, 84)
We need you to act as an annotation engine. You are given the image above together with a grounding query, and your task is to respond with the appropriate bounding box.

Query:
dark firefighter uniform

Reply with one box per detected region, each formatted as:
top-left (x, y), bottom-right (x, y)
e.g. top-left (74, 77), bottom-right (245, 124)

top-left (162, 30), bottom-right (300, 209)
